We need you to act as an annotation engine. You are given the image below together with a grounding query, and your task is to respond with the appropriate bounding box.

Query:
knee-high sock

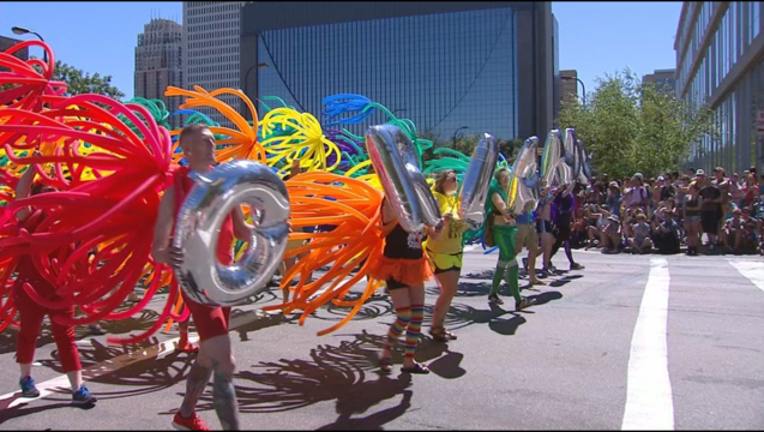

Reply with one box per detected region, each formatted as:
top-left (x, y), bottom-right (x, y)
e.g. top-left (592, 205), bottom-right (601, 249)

top-left (405, 305), bottom-right (424, 359)
top-left (490, 261), bottom-right (507, 296)
top-left (385, 307), bottom-right (411, 351)
top-left (504, 260), bottom-right (521, 302)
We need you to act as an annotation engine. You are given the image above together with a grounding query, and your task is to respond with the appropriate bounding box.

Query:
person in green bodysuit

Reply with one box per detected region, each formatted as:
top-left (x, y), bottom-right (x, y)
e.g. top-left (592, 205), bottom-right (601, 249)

top-left (486, 168), bottom-right (536, 311)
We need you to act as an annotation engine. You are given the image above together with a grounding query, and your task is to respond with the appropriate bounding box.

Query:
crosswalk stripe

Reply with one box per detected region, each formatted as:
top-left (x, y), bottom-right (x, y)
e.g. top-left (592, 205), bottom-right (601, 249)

top-left (622, 257), bottom-right (674, 430)
top-left (727, 259), bottom-right (764, 293)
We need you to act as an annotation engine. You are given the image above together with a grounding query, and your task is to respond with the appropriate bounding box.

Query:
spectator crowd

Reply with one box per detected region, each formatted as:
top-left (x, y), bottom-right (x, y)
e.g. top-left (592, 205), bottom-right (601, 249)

top-left (548, 167), bottom-right (764, 257)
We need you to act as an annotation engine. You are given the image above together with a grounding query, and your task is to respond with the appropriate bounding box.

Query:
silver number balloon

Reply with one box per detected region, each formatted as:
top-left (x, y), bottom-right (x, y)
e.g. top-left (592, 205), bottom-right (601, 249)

top-left (173, 160), bottom-right (290, 307)
top-left (459, 133), bottom-right (498, 230)
top-left (541, 129), bottom-right (564, 186)
top-left (366, 125), bottom-right (425, 233)
top-left (563, 128), bottom-right (581, 183)
top-left (577, 138), bottom-right (593, 184)
top-left (508, 136), bottom-right (541, 215)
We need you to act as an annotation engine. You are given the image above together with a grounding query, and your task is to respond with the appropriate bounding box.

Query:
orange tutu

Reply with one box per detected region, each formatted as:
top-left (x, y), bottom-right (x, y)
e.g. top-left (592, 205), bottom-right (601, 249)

top-left (369, 255), bottom-right (433, 287)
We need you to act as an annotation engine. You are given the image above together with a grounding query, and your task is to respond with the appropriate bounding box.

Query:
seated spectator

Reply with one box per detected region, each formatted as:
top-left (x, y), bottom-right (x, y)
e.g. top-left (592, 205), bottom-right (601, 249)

top-left (586, 205), bottom-right (609, 249)
top-left (601, 214), bottom-right (622, 254)
top-left (570, 207), bottom-right (588, 249)
top-left (629, 213), bottom-right (653, 254)
top-left (622, 208), bottom-right (635, 239)
top-left (740, 207), bottom-right (761, 255)
top-left (604, 181), bottom-right (621, 219)
top-left (721, 208), bottom-right (744, 253)
top-left (653, 208), bottom-right (681, 254)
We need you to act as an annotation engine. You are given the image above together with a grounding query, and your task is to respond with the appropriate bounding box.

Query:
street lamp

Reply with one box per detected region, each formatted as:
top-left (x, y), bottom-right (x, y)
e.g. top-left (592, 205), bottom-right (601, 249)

top-left (243, 62), bottom-right (269, 116)
top-left (561, 76), bottom-right (586, 106)
top-left (452, 125), bottom-right (468, 146)
top-left (11, 26), bottom-right (47, 63)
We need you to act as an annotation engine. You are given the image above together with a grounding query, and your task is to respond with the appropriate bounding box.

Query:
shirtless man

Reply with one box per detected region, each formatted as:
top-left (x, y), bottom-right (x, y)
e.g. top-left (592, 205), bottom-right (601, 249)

top-left (153, 124), bottom-right (255, 431)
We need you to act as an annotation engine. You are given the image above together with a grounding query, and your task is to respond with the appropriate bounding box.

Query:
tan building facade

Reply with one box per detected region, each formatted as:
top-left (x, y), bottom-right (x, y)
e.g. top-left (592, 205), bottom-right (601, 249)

top-left (560, 69), bottom-right (578, 107)
top-left (0, 36), bottom-right (29, 61)
top-left (134, 18), bottom-right (183, 130)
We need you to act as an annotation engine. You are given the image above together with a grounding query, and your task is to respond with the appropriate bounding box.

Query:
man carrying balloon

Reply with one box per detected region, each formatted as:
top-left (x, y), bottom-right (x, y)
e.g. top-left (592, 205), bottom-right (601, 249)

top-left (152, 124), bottom-right (257, 431)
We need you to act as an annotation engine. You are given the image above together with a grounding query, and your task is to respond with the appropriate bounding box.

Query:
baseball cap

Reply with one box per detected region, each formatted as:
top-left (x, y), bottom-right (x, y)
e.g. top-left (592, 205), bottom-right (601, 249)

top-left (696, 169), bottom-right (705, 176)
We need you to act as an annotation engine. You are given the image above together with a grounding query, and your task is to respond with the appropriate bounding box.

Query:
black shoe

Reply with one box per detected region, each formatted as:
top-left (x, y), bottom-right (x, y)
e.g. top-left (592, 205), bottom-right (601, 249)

top-left (570, 263), bottom-right (584, 271)
top-left (515, 297), bottom-right (536, 311)
top-left (488, 294), bottom-right (504, 305)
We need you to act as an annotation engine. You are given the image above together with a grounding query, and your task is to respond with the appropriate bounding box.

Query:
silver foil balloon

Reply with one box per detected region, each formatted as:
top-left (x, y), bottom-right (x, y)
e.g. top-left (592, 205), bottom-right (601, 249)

top-left (172, 160), bottom-right (290, 307)
top-left (366, 125), bottom-right (425, 233)
top-left (577, 138), bottom-right (593, 184)
top-left (459, 133), bottom-right (499, 230)
top-left (563, 128), bottom-right (581, 183)
top-left (508, 136), bottom-right (541, 215)
top-left (541, 129), bottom-right (564, 186)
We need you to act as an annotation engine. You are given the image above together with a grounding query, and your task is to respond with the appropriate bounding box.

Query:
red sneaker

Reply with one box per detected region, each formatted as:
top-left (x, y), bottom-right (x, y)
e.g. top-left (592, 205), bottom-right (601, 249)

top-left (174, 339), bottom-right (199, 354)
top-left (172, 412), bottom-right (210, 431)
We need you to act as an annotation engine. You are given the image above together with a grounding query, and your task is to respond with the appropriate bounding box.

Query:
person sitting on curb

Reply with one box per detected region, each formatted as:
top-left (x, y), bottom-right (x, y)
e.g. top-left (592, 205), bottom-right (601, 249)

top-left (628, 213), bottom-right (652, 254)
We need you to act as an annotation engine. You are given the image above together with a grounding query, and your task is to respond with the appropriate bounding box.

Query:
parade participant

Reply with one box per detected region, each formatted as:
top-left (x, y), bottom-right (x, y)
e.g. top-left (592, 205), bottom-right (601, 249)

top-left (281, 158), bottom-right (310, 306)
top-left (535, 183), bottom-right (556, 277)
top-left (485, 168), bottom-right (535, 310)
top-left (697, 169), bottom-right (723, 251)
top-left (425, 170), bottom-right (469, 342)
top-left (371, 193), bottom-right (445, 374)
top-left (517, 199), bottom-right (545, 286)
top-left (12, 158), bottom-right (96, 405)
top-left (549, 182), bottom-right (585, 271)
top-left (153, 124), bottom-right (254, 431)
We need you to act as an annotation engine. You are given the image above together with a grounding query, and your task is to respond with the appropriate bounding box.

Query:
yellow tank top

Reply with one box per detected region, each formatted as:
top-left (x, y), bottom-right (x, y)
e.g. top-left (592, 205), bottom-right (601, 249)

top-left (425, 190), bottom-right (464, 254)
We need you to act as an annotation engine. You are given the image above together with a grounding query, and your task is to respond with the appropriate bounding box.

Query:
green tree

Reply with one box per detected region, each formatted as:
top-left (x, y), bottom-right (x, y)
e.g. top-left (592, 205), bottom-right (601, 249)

top-left (559, 68), bottom-right (716, 179)
top-left (2, 59), bottom-right (125, 100)
top-left (52, 60), bottom-right (124, 100)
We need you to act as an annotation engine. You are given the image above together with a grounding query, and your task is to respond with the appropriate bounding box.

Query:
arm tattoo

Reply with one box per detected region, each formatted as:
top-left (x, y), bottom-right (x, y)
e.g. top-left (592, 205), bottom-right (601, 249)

top-left (179, 362), bottom-right (213, 418)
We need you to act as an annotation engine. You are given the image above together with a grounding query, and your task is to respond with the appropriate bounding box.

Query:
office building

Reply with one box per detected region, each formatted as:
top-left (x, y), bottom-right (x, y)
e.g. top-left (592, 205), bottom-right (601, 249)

top-left (676, 1), bottom-right (763, 174)
top-left (241, 1), bottom-right (558, 141)
top-left (183, 1), bottom-right (247, 126)
top-left (643, 68), bottom-right (676, 94)
top-left (0, 35), bottom-right (29, 61)
top-left (134, 18), bottom-right (184, 130)
top-left (560, 70), bottom-right (579, 107)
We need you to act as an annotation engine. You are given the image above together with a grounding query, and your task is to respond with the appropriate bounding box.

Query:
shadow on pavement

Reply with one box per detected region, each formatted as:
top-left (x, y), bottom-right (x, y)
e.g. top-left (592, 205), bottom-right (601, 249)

top-left (0, 401), bottom-right (88, 425)
top-left (39, 338), bottom-right (195, 401)
top-left (437, 302), bottom-right (527, 336)
top-left (188, 331), bottom-right (414, 429)
top-left (526, 291), bottom-right (563, 306)
top-left (548, 275), bottom-right (583, 288)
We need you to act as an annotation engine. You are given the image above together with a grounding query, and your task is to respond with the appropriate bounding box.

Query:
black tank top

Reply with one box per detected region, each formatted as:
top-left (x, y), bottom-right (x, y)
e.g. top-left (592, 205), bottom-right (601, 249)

top-left (381, 198), bottom-right (426, 260)
top-left (685, 196), bottom-right (700, 217)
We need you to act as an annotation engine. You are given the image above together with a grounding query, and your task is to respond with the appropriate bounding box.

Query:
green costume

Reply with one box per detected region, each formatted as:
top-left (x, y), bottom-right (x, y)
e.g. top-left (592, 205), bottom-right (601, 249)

top-left (486, 182), bottom-right (522, 303)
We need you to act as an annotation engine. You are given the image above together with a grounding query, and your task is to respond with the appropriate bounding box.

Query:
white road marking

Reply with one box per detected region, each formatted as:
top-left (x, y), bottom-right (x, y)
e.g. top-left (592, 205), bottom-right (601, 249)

top-left (622, 257), bottom-right (674, 430)
top-left (727, 259), bottom-right (764, 293)
top-left (0, 308), bottom-right (277, 410)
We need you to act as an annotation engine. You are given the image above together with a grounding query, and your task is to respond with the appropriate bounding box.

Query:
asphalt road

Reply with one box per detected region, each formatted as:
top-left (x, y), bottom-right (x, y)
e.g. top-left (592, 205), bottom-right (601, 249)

top-left (0, 248), bottom-right (762, 430)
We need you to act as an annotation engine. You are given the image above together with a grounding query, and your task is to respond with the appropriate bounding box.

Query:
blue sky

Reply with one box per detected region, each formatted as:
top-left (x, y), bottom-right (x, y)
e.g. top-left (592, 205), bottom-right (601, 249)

top-left (0, 1), bottom-right (682, 101)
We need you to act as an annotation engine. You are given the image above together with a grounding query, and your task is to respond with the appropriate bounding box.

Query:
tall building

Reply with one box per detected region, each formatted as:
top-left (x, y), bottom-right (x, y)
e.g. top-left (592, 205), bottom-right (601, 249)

top-left (134, 18), bottom-right (184, 130)
top-left (642, 68), bottom-right (676, 95)
top-left (0, 35), bottom-right (29, 61)
top-left (560, 70), bottom-right (579, 107)
top-left (183, 1), bottom-right (246, 126)
top-left (676, 2), bottom-right (763, 174)
top-left (241, 1), bottom-right (558, 141)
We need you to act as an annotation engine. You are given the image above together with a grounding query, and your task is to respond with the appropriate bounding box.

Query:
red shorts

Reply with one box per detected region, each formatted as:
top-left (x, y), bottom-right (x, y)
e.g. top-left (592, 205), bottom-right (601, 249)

top-left (181, 291), bottom-right (231, 342)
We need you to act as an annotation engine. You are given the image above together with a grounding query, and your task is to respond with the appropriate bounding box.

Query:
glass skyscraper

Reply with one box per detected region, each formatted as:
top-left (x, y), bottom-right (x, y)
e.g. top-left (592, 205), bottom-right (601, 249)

top-left (676, 2), bottom-right (763, 174)
top-left (241, 2), bottom-right (557, 142)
